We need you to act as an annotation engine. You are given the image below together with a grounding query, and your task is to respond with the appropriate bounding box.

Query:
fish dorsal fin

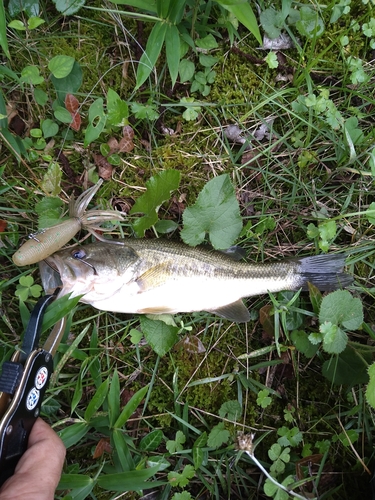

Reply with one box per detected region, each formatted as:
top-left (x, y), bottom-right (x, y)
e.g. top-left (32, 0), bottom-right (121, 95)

top-left (135, 263), bottom-right (171, 291)
top-left (218, 245), bottom-right (247, 261)
top-left (210, 300), bottom-right (250, 322)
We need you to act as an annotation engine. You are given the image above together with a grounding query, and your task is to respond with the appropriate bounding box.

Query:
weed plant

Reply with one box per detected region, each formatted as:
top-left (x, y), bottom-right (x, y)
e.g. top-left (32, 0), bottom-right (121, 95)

top-left (1, 0), bottom-right (375, 499)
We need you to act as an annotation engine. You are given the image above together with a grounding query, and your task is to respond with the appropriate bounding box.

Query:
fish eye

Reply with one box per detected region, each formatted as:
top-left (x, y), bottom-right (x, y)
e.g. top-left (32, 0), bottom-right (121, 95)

top-left (72, 248), bottom-right (86, 259)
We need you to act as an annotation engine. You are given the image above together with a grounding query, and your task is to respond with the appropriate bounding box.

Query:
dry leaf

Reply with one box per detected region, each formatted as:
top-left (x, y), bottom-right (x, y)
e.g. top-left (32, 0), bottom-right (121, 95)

top-left (93, 153), bottom-right (113, 180)
top-left (107, 136), bottom-right (119, 154)
top-left (93, 438), bottom-right (112, 459)
top-left (65, 94), bottom-right (81, 131)
top-left (0, 220), bottom-right (7, 232)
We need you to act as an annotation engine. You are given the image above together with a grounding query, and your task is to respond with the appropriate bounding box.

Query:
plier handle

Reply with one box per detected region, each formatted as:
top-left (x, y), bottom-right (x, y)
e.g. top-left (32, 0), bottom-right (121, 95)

top-left (0, 291), bottom-right (65, 486)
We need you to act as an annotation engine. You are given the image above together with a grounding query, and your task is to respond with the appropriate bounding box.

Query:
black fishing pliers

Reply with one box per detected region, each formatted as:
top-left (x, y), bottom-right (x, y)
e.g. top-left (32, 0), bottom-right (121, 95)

top-left (0, 290), bottom-right (65, 486)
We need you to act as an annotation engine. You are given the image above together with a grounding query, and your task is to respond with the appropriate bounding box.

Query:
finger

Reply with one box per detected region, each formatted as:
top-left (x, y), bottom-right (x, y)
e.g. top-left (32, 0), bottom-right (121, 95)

top-left (0, 418), bottom-right (65, 500)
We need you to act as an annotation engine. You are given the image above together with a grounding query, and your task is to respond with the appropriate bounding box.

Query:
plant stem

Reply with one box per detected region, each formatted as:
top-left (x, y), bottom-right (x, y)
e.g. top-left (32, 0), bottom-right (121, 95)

top-left (245, 451), bottom-right (316, 500)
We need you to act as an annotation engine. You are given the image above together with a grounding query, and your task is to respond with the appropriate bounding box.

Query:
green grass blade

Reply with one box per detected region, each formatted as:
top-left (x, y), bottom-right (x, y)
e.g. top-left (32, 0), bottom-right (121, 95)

top-left (0, 0), bottom-right (10, 59)
top-left (215, 0), bottom-right (262, 44)
top-left (84, 377), bottom-right (110, 422)
top-left (108, 369), bottom-right (121, 427)
top-left (112, 428), bottom-right (135, 471)
top-left (136, 21), bottom-right (168, 89)
top-left (114, 384), bottom-right (149, 428)
top-left (59, 422), bottom-right (90, 448)
top-left (165, 24), bottom-right (180, 88)
top-left (97, 467), bottom-right (165, 491)
top-left (110, 0), bottom-right (157, 13)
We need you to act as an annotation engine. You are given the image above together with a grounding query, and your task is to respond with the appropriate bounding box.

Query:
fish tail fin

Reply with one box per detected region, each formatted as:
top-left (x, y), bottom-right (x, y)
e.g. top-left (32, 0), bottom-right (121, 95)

top-left (296, 253), bottom-right (352, 291)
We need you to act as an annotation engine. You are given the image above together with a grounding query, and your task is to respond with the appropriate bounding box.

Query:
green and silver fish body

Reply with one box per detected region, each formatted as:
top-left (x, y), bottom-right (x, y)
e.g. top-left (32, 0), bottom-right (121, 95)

top-left (40, 239), bottom-right (352, 322)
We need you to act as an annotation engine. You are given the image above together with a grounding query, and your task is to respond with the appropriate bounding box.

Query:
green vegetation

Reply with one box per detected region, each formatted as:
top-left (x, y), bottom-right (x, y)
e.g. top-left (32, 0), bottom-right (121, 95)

top-left (1, 0), bottom-right (375, 498)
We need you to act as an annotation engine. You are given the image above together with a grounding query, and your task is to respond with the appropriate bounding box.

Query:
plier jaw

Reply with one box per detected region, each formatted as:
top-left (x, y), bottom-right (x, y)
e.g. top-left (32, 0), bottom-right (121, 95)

top-left (0, 291), bottom-right (65, 486)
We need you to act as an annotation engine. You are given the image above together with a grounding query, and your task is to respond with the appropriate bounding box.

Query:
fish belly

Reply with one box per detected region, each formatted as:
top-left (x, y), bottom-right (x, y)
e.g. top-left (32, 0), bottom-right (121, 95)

top-left (82, 274), bottom-right (296, 314)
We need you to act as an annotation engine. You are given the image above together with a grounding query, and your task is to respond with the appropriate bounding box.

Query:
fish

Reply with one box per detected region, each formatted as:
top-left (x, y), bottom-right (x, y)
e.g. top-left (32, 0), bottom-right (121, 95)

top-left (39, 239), bottom-right (353, 323)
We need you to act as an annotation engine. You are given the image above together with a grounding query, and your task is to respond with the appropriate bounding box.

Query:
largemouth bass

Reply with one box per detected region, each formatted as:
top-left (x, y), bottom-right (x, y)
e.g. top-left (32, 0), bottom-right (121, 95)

top-left (39, 239), bottom-right (352, 322)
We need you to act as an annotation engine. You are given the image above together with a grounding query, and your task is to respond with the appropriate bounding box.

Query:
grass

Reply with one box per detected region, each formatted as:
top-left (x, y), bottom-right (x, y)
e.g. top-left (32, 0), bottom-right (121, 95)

top-left (1, 0), bottom-right (375, 499)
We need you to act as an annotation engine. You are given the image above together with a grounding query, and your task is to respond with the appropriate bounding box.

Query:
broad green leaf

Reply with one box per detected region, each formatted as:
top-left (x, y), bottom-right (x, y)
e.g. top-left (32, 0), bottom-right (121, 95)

top-left (259, 7), bottom-right (284, 39)
top-left (40, 161), bottom-right (62, 196)
top-left (168, 464), bottom-right (195, 488)
top-left (131, 101), bottom-right (159, 120)
top-left (257, 389), bottom-right (272, 408)
top-left (207, 422), bottom-right (230, 448)
top-left (0, 0), bottom-right (10, 58)
top-left (42, 119), bottom-right (59, 138)
top-left (296, 6), bottom-right (325, 39)
top-left (321, 323), bottom-right (347, 354)
top-left (8, 20), bottom-right (26, 30)
top-left (130, 169), bottom-right (180, 237)
top-left (84, 98), bottom-right (107, 147)
top-left (136, 21), bottom-right (168, 89)
top-left (28, 16), bottom-right (45, 29)
top-left (172, 492), bottom-right (193, 500)
top-left (20, 65), bottom-right (44, 85)
top-left (114, 384), bottom-right (149, 428)
top-left (322, 345), bottom-right (370, 385)
top-left (107, 88), bottom-right (129, 126)
top-left (290, 330), bottom-right (318, 358)
top-left (52, 0), bottom-right (85, 15)
top-left (84, 377), bottom-right (110, 422)
top-left (216, 0), bottom-right (261, 43)
top-left (54, 106), bottom-right (74, 123)
top-left (195, 34), bottom-right (218, 50)
top-left (140, 429), bottom-right (164, 451)
top-left (265, 51), bottom-right (278, 69)
top-left (8, 0), bottom-right (39, 16)
top-left (97, 467), bottom-right (165, 491)
top-left (59, 422), bottom-right (90, 448)
top-left (48, 55), bottom-right (75, 78)
top-left (181, 174), bottom-right (242, 249)
top-left (219, 400), bottom-right (242, 420)
top-left (277, 426), bottom-right (303, 447)
top-left (35, 196), bottom-right (64, 228)
top-left (179, 59), bottom-right (195, 83)
top-left (319, 290), bottom-right (363, 331)
top-left (140, 316), bottom-right (179, 356)
top-left (165, 24), bottom-right (180, 88)
top-left (166, 430), bottom-right (186, 454)
top-left (34, 88), bottom-right (48, 105)
top-left (199, 54), bottom-right (218, 68)
top-left (51, 61), bottom-right (83, 102)
top-left (154, 219), bottom-right (179, 234)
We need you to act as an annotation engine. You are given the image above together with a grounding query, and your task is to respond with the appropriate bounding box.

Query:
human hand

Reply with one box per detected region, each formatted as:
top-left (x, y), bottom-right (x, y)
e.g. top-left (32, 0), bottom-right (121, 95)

top-left (0, 418), bottom-right (65, 500)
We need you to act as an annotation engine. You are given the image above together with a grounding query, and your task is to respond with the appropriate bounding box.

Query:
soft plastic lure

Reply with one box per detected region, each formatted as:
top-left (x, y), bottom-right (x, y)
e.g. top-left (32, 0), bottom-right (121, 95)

top-left (12, 179), bottom-right (123, 266)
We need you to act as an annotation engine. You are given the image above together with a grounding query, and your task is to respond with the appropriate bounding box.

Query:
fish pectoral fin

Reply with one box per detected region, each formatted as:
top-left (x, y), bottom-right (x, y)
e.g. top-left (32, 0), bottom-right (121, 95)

top-left (210, 300), bottom-right (250, 323)
top-left (135, 263), bottom-right (171, 291)
top-left (139, 306), bottom-right (175, 314)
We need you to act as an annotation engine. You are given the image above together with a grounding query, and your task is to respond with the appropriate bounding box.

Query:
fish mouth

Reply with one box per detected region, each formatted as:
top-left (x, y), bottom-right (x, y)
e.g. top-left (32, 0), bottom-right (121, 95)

top-left (39, 258), bottom-right (63, 294)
